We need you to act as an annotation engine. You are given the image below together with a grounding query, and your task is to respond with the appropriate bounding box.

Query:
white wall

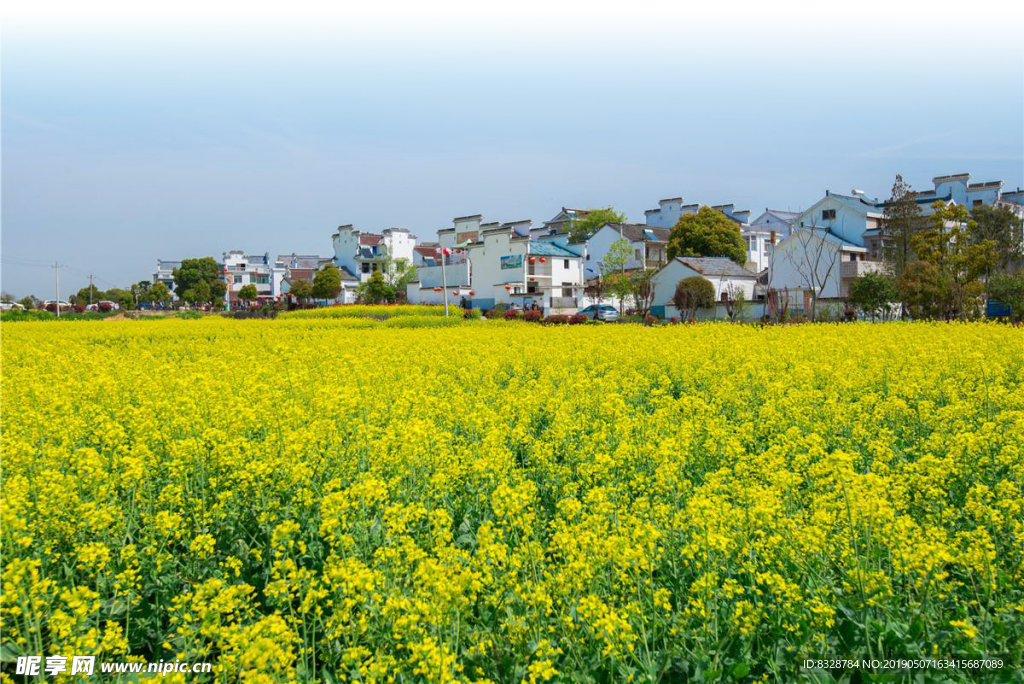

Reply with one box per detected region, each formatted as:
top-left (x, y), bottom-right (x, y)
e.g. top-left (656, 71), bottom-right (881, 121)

top-left (794, 196), bottom-right (872, 247)
top-left (332, 227), bottom-right (361, 282)
top-left (769, 230), bottom-right (846, 300)
top-left (466, 231), bottom-right (529, 306)
top-left (652, 260), bottom-right (757, 310)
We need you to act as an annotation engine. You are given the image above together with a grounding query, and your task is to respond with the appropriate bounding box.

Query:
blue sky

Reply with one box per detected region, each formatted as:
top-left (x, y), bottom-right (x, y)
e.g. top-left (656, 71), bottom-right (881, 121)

top-left (3, 0), bottom-right (1022, 297)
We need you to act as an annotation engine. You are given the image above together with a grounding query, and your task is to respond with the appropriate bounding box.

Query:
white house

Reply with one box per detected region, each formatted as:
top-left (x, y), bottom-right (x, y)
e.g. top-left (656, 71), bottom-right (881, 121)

top-left (153, 260), bottom-right (180, 298)
top-left (332, 225), bottom-right (417, 283)
top-left (542, 208), bottom-right (588, 235)
top-left (768, 228), bottom-right (875, 314)
top-left (583, 223), bottom-right (671, 280)
top-left (769, 172), bottom-right (1018, 313)
top-left (651, 257), bottom-right (759, 319)
top-left (744, 210), bottom-right (799, 272)
top-left (409, 217), bottom-right (584, 313)
top-left (221, 251), bottom-right (288, 305)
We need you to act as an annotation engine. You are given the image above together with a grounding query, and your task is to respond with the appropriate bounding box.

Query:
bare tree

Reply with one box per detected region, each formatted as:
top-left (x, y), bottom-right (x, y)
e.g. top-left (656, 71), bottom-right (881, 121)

top-left (783, 224), bottom-right (842, 320)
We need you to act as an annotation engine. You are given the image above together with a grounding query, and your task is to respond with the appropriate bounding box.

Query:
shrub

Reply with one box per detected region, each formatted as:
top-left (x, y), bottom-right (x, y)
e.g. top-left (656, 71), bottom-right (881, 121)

top-left (987, 272), bottom-right (1024, 322)
top-left (280, 305), bottom-right (447, 320)
top-left (485, 303), bottom-right (509, 319)
top-left (523, 310), bottom-right (542, 322)
top-left (848, 271), bottom-right (898, 321)
top-left (176, 310), bottom-right (203, 320)
top-left (223, 309), bottom-right (278, 319)
top-left (673, 276), bottom-right (715, 321)
top-left (383, 315), bottom-right (463, 328)
top-left (504, 309), bottom-right (523, 321)
top-left (644, 315), bottom-right (659, 326)
top-left (543, 314), bottom-right (569, 325)
top-left (463, 308), bottom-right (483, 320)
top-left (569, 314), bottom-right (588, 325)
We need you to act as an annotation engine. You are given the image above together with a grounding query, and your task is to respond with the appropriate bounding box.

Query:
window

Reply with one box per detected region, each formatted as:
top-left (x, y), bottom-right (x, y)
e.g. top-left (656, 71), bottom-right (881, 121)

top-left (822, 209), bottom-right (836, 221)
top-left (255, 275), bottom-right (269, 284)
top-left (586, 253), bottom-right (590, 260)
top-left (372, 263), bottom-right (378, 272)
top-left (361, 263), bottom-right (370, 274)
top-left (973, 199), bottom-right (983, 207)
top-left (563, 259), bottom-right (570, 269)
top-left (635, 249), bottom-right (642, 260)
top-left (562, 287), bottom-right (573, 297)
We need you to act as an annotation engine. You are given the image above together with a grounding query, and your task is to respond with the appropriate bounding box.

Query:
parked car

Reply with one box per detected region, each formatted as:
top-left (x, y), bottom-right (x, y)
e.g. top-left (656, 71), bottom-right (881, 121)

top-left (43, 300), bottom-right (71, 312)
top-left (97, 300), bottom-right (120, 312)
top-left (1, 301), bottom-right (25, 311)
top-left (576, 304), bottom-right (619, 321)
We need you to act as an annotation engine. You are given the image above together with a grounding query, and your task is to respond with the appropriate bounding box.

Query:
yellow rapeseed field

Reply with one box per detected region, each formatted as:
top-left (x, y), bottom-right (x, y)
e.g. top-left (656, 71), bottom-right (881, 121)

top-left (1, 319), bottom-right (1022, 683)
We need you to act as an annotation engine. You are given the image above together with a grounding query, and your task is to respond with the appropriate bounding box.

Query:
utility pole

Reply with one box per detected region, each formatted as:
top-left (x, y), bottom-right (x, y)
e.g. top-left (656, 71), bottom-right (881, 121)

top-left (53, 262), bottom-right (60, 318)
top-left (89, 274), bottom-right (94, 306)
top-left (440, 248), bottom-right (450, 317)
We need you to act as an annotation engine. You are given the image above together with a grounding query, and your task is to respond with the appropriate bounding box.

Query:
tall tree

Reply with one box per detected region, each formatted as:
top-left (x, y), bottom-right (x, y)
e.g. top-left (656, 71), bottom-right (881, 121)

top-left (629, 269), bottom-right (657, 317)
top-left (312, 264), bottom-right (343, 301)
top-left (238, 284), bottom-right (258, 306)
top-left (968, 204), bottom-right (1024, 274)
top-left (146, 282), bottom-right (171, 307)
top-left (666, 206), bottom-right (746, 264)
top-left (782, 228), bottom-right (842, 321)
top-left (382, 256), bottom-right (417, 303)
top-left (601, 239), bottom-right (633, 314)
top-left (173, 258), bottom-right (226, 304)
top-left (358, 270), bottom-right (392, 304)
top-left (881, 174), bottom-right (926, 280)
top-left (104, 288), bottom-right (134, 310)
top-left (896, 261), bottom-right (952, 320)
top-left (909, 201), bottom-right (997, 319)
top-left (567, 207), bottom-right (628, 243)
top-left (73, 284), bottom-right (102, 306)
top-left (130, 280), bottom-right (152, 307)
top-left (288, 279), bottom-right (313, 305)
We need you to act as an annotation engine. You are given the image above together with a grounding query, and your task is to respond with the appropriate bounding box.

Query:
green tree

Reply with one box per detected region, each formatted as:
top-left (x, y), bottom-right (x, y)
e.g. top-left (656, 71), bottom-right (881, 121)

top-left (74, 284), bottom-right (103, 306)
top-left (567, 207), bottom-right (628, 243)
top-left (18, 295), bottom-right (37, 310)
top-left (0, 291), bottom-right (15, 303)
top-left (880, 174), bottom-right (926, 279)
top-left (173, 258), bottom-right (226, 304)
top-left (629, 269), bottom-right (657, 317)
top-left (896, 261), bottom-right (953, 320)
top-left (383, 256), bottom-right (417, 303)
top-left (146, 282), bottom-right (170, 307)
top-left (105, 288), bottom-right (134, 311)
top-left (288, 278), bottom-right (313, 305)
top-left (666, 206), bottom-right (746, 264)
top-left (130, 280), bottom-right (152, 307)
top-left (183, 281), bottom-right (212, 308)
top-left (968, 204), bottom-right (1024, 273)
top-left (986, 272), bottom-right (1024, 322)
top-left (848, 271), bottom-right (897, 321)
top-left (312, 264), bottom-right (343, 301)
top-left (359, 270), bottom-right (393, 304)
top-left (724, 285), bottom-right (749, 321)
top-left (672, 276), bottom-right (715, 321)
top-left (238, 284), bottom-right (259, 306)
top-left (910, 201), bottom-right (996, 319)
top-left (601, 239), bottom-right (633, 314)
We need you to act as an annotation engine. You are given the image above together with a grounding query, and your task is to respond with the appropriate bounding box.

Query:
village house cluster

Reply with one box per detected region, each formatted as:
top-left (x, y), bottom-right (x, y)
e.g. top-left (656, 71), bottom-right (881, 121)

top-left (154, 172), bottom-right (1024, 318)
